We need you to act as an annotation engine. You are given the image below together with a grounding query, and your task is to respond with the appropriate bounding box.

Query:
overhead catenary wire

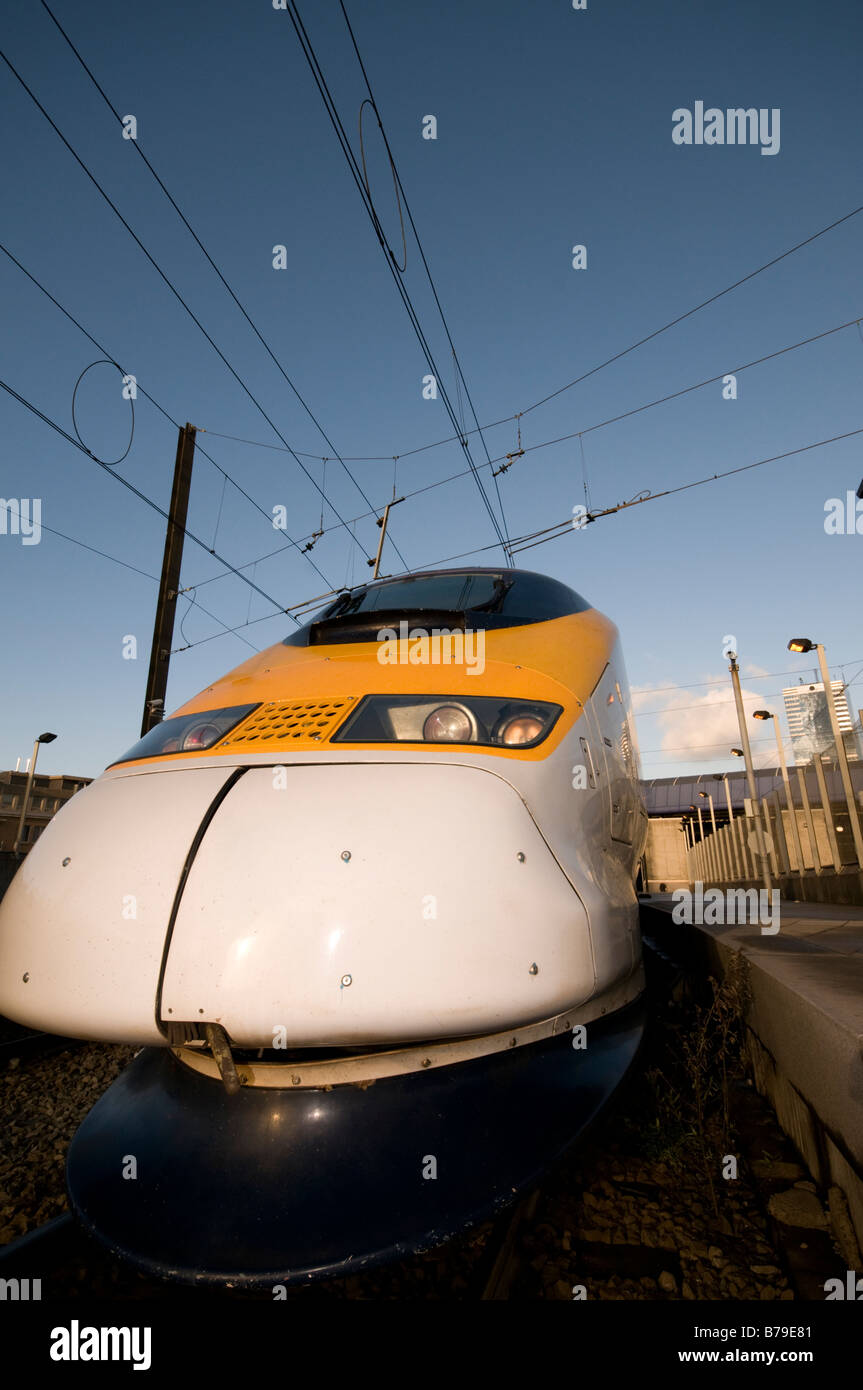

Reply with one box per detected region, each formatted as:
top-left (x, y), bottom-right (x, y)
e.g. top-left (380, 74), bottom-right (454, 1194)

top-left (187, 313), bottom-right (853, 574)
top-left (385, 421), bottom-right (863, 573)
top-left (38, 519), bottom-right (263, 652)
top-left (172, 582), bottom-right (361, 649)
top-left (0, 238), bottom-right (331, 591)
top-left (283, 0), bottom-right (510, 558)
top-left (195, 271), bottom-right (863, 470)
top-left (169, 606), bottom-right (294, 654)
top-left (32, 1), bottom-right (863, 517)
top-left (14, 21), bottom-right (858, 585)
top-left (9, 29), bottom-right (859, 693)
top-left (634, 688), bottom-right (789, 717)
top-left (633, 665), bottom-right (856, 694)
top-left (37, 0), bottom-right (411, 577)
top-left (38, 520), bottom-right (161, 584)
top-left (195, 311), bottom-right (862, 480)
top-left (506, 425), bottom-right (863, 556)
top-left (0, 43), bottom-right (371, 576)
top-left (71, 358), bottom-right (135, 465)
top-left (339, 0), bottom-right (510, 546)
top-left (499, 317), bottom-right (863, 470)
top-left (10, 31), bottom-right (860, 661)
top-left (0, 373), bottom-right (296, 622)
top-left (42, 488), bottom-right (863, 678)
top-left (515, 202), bottom-right (863, 419)
top-left (639, 753), bottom-right (772, 768)
top-left (639, 736), bottom-right (775, 754)
top-left (15, 249), bottom-right (851, 592)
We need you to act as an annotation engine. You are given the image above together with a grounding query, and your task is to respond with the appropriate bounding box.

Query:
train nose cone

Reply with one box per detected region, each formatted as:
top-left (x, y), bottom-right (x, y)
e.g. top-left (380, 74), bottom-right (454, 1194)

top-left (158, 762), bottom-right (596, 1045)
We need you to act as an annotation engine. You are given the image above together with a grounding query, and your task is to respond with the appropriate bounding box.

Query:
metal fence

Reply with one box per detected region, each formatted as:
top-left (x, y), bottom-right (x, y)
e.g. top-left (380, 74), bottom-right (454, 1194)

top-left (682, 744), bottom-right (862, 885)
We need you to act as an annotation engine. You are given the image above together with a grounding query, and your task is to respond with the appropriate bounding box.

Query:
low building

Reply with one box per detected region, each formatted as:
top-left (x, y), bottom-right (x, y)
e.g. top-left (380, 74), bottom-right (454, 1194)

top-left (0, 769), bottom-right (91, 853)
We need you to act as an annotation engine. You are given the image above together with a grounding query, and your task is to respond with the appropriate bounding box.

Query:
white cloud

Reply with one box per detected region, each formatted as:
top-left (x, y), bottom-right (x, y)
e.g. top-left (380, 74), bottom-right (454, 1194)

top-left (632, 676), bottom-right (777, 758)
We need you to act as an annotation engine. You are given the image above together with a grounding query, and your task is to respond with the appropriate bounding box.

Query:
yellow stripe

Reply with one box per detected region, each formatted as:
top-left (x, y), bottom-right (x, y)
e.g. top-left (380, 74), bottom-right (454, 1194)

top-left (120, 610), bottom-right (616, 766)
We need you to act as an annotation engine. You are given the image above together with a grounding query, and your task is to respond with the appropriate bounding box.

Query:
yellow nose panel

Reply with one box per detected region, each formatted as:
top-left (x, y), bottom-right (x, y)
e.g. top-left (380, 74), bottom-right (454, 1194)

top-left (217, 697), bottom-right (358, 751)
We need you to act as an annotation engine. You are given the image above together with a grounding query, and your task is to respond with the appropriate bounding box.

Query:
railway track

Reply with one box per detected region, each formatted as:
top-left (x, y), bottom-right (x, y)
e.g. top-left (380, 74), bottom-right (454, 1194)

top-left (472, 931), bottom-right (680, 1300)
top-left (0, 1030), bottom-right (85, 1068)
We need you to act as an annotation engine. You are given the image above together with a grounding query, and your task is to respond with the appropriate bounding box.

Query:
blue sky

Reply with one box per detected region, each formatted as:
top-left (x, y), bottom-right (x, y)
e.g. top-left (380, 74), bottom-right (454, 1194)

top-left (2, 0), bottom-right (862, 780)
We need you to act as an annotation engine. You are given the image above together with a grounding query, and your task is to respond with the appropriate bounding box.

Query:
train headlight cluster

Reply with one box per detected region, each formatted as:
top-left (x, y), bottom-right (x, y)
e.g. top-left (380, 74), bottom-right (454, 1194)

top-left (333, 695), bottom-right (562, 749)
top-left (110, 705), bottom-right (259, 766)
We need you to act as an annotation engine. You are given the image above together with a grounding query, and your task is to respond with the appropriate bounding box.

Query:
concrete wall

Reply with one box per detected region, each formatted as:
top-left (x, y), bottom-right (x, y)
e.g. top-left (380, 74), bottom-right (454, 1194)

top-left (643, 816), bottom-right (688, 890)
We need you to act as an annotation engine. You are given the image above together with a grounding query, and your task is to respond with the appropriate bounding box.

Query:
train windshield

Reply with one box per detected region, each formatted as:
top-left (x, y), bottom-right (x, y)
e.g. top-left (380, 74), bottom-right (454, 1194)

top-left (283, 569), bottom-right (590, 645)
top-left (319, 573), bottom-right (508, 618)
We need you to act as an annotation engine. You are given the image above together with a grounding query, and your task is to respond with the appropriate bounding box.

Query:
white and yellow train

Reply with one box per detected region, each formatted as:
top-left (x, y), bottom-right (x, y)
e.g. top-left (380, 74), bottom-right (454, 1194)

top-left (0, 566), bottom-right (647, 1284)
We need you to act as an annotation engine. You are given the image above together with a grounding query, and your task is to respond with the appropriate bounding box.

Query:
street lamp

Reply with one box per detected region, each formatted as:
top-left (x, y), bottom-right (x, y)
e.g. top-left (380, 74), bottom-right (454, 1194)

top-left (752, 710), bottom-right (806, 877)
top-left (699, 788), bottom-right (722, 882)
top-left (698, 789), bottom-right (716, 822)
top-left (14, 732), bottom-right (58, 855)
top-left (786, 638), bottom-right (863, 866)
top-left (727, 654), bottom-right (772, 894)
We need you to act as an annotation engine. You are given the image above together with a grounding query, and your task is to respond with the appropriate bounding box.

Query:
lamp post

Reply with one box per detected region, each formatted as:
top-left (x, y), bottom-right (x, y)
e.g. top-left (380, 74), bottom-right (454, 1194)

top-left (13, 732), bottom-right (57, 855)
top-left (787, 639), bottom-right (863, 868)
top-left (730, 751), bottom-right (752, 876)
top-left (753, 710), bottom-right (805, 876)
top-left (728, 655), bottom-right (772, 893)
top-left (699, 789), bottom-right (720, 883)
top-left (793, 762), bottom-right (820, 874)
top-left (689, 804), bottom-right (702, 882)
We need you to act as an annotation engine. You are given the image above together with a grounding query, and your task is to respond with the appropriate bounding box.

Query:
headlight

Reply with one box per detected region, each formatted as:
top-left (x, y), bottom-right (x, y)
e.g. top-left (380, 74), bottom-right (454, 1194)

top-left (422, 704), bottom-right (475, 743)
top-left (498, 713), bottom-right (546, 746)
top-left (182, 721), bottom-right (227, 751)
top-left (333, 695), bottom-right (562, 748)
top-left (109, 705), bottom-right (259, 766)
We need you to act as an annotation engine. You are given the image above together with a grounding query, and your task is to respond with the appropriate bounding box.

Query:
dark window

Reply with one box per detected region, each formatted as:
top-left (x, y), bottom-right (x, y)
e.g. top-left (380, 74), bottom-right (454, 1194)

top-left (284, 568), bottom-right (590, 646)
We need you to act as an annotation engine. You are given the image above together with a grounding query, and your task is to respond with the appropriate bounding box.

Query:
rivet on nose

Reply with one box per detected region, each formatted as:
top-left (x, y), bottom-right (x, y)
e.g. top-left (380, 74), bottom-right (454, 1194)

top-left (529, 963), bottom-right (539, 975)
top-left (516, 852), bottom-right (525, 862)
top-left (341, 850), bottom-right (351, 862)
